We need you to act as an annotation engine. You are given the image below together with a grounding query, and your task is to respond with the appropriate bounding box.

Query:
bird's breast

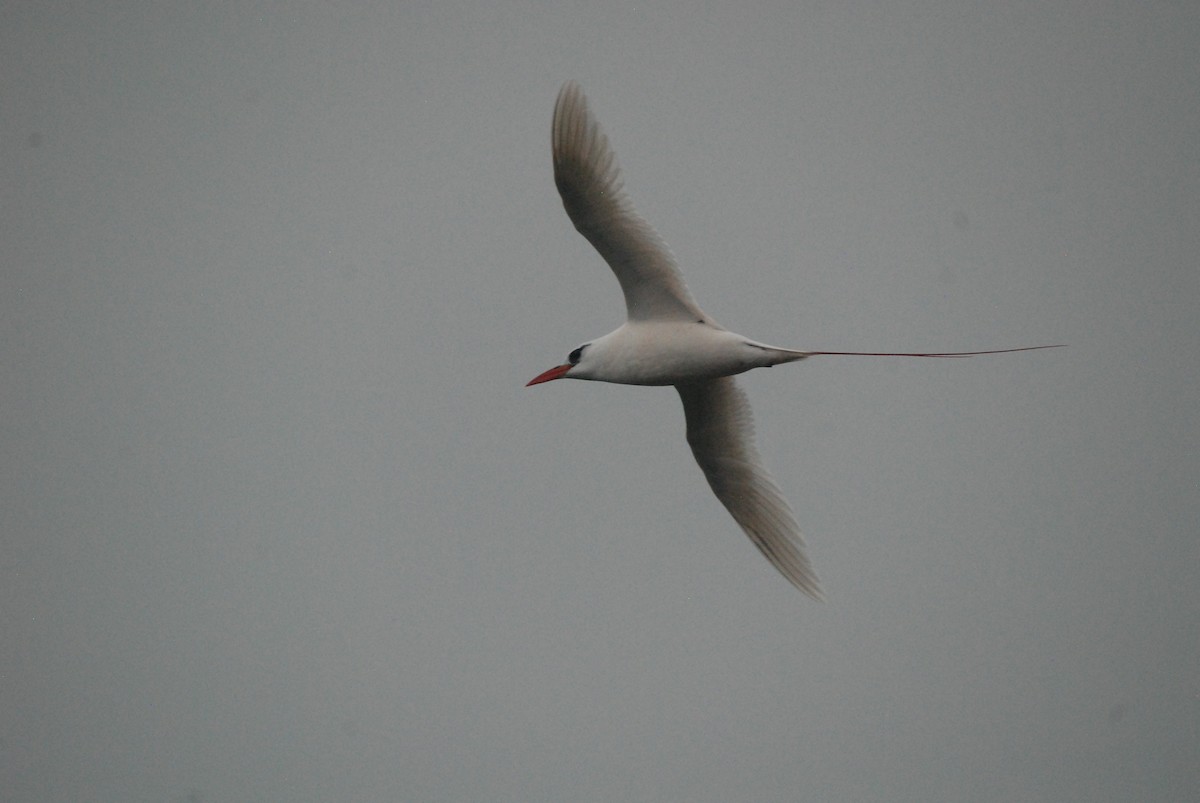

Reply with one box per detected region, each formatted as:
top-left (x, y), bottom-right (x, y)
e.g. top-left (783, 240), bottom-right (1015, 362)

top-left (591, 324), bottom-right (767, 385)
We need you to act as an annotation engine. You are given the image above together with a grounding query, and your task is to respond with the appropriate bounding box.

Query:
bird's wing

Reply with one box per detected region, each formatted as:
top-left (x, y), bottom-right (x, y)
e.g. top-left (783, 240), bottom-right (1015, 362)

top-left (676, 378), bottom-right (823, 599)
top-left (553, 81), bottom-right (707, 323)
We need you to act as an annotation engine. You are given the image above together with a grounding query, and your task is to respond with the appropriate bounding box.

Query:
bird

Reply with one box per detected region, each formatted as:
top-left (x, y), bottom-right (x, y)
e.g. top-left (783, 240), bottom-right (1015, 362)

top-left (528, 81), bottom-right (1061, 599)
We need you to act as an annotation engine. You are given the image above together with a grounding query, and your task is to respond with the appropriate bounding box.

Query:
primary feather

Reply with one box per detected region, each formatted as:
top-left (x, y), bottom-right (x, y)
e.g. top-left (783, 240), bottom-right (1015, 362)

top-left (677, 378), bottom-right (823, 599)
top-left (553, 81), bottom-right (707, 323)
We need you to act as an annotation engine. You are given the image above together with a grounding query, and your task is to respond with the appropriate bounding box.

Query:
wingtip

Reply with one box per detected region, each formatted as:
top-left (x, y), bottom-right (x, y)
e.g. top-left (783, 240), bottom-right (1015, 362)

top-left (794, 578), bottom-right (826, 602)
top-left (776, 559), bottom-right (825, 601)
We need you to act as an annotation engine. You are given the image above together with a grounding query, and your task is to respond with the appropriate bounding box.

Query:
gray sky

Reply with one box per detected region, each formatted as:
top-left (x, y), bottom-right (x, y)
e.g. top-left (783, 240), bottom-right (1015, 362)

top-left (3, 2), bottom-right (1197, 801)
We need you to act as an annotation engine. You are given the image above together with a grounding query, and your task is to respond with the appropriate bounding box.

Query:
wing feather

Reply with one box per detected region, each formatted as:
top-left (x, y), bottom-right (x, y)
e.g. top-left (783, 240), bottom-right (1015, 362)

top-left (553, 81), bottom-right (706, 322)
top-left (676, 378), bottom-right (823, 599)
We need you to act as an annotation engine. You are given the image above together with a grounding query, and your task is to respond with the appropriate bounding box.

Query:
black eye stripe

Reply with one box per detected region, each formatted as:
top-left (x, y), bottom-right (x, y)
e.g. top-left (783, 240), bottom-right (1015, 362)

top-left (569, 345), bottom-right (588, 365)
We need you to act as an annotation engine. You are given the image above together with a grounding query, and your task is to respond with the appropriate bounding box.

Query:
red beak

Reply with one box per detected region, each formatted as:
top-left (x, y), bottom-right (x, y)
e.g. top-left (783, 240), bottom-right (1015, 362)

top-left (526, 363), bottom-right (572, 386)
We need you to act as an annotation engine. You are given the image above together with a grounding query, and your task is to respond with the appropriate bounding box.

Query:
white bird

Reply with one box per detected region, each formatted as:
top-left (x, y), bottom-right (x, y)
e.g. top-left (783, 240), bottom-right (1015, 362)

top-left (528, 81), bottom-right (1060, 599)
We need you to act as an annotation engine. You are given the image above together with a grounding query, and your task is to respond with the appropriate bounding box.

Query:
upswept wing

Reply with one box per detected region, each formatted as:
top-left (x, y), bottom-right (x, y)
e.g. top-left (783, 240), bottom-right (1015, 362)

top-left (553, 81), bottom-right (706, 323)
top-left (676, 378), bottom-right (823, 599)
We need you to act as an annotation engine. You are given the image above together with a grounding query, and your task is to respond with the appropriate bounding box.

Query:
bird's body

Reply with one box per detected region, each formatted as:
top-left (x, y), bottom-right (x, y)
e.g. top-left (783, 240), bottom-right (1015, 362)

top-left (539, 320), bottom-right (810, 387)
top-left (528, 81), bottom-right (1059, 599)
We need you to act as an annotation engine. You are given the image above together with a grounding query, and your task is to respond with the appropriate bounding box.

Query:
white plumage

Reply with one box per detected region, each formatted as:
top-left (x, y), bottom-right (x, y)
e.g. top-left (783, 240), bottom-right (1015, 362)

top-left (529, 81), bottom-right (1060, 598)
top-left (531, 81), bottom-right (822, 597)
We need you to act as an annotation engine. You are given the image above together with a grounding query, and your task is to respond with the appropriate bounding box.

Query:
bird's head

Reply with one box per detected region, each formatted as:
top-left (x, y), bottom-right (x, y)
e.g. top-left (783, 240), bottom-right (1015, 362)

top-left (527, 343), bottom-right (591, 385)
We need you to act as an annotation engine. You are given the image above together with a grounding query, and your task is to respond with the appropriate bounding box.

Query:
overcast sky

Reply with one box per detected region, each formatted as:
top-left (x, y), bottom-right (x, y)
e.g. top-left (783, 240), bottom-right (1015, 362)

top-left (2, 2), bottom-right (1197, 801)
